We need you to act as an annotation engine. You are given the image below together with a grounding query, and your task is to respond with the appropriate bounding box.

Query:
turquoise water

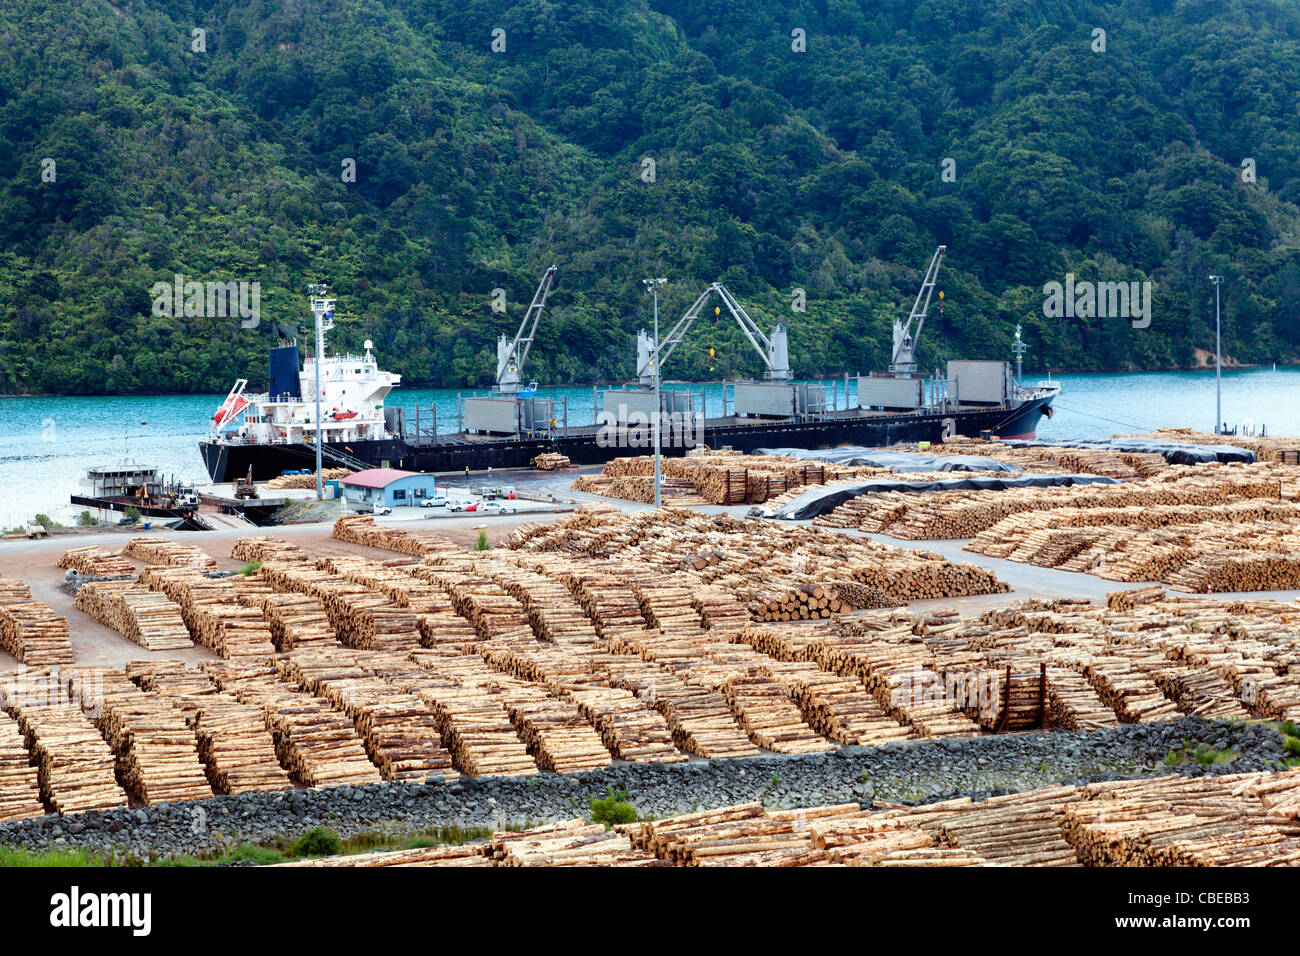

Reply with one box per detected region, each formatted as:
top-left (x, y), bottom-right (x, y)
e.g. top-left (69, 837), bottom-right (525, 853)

top-left (1, 367), bottom-right (1295, 526)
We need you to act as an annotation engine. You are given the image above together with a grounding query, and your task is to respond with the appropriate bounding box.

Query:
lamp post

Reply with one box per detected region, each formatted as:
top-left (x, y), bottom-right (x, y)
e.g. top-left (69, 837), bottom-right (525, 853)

top-left (643, 277), bottom-right (667, 508)
top-left (1209, 275), bottom-right (1223, 435)
top-left (307, 283), bottom-right (335, 499)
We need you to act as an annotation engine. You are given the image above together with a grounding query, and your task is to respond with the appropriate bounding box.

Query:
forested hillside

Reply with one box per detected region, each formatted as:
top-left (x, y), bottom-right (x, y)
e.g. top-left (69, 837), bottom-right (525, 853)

top-left (2, 0), bottom-right (1299, 394)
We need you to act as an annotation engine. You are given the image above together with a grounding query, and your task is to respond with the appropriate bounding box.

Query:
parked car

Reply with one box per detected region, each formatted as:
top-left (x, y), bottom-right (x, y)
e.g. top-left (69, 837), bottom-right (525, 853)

top-left (372, 505), bottom-right (392, 516)
top-left (420, 495), bottom-right (448, 508)
top-left (479, 501), bottom-right (517, 515)
top-left (448, 501), bottom-right (478, 512)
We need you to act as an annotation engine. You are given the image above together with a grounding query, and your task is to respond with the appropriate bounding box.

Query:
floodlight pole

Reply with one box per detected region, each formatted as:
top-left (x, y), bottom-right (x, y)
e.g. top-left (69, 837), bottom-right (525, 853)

top-left (1210, 275), bottom-right (1223, 434)
top-left (643, 277), bottom-right (667, 508)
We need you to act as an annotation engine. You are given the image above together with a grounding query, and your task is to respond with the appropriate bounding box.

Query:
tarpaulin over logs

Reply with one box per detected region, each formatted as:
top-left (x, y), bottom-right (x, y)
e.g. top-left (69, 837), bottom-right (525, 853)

top-left (996, 438), bottom-right (1256, 465)
top-left (754, 447), bottom-right (1022, 472)
top-left (758, 473), bottom-right (1120, 521)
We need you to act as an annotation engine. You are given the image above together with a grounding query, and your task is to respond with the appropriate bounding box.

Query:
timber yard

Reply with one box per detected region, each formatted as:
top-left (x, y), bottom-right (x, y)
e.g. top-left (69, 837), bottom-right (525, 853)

top-left (2, 424), bottom-right (1300, 870)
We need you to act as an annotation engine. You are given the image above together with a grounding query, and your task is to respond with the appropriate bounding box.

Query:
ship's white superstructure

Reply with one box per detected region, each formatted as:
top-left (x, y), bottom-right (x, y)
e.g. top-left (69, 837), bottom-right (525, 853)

top-left (209, 305), bottom-right (400, 447)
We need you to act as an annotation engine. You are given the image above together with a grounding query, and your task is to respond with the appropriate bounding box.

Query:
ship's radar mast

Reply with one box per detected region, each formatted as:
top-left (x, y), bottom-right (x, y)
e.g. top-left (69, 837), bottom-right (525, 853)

top-left (891, 245), bottom-right (945, 378)
top-left (497, 266), bottom-right (557, 394)
top-left (1012, 324), bottom-right (1028, 386)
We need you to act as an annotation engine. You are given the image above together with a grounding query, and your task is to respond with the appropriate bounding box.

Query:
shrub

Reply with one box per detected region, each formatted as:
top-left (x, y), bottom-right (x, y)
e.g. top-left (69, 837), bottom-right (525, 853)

top-left (474, 529), bottom-right (490, 551)
top-left (1285, 736), bottom-right (1300, 758)
top-left (124, 506), bottom-right (142, 522)
top-left (238, 559), bottom-right (263, 576)
top-left (289, 826), bottom-right (342, 858)
top-left (33, 513), bottom-right (59, 529)
top-left (590, 787), bottom-right (638, 828)
top-left (76, 510), bottom-right (98, 526)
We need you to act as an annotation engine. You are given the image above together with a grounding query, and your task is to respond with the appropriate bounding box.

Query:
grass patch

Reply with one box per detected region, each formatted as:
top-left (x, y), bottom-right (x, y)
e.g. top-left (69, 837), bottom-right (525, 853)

top-left (237, 559), bottom-right (263, 576)
top-left (0, 845), bottom-right (107, 867)
top-left (590, 787), bottom-right (638, 828)
top-left (1166, 742), bottom-right (1238, 767)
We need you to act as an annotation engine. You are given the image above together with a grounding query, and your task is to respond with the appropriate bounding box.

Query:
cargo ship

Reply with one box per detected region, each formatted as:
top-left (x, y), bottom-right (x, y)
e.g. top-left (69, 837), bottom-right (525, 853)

top-left (200, 249), bottom-right (1060, 482)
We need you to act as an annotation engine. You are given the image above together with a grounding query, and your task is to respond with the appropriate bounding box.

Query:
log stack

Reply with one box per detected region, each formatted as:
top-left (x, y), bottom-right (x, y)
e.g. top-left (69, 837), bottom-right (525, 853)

top-left (264, 467), bottom-right (351, 490)
top-left (56, 546), bottom-right (136, 578)
top-left (64, 667), bottom-right (214, 806)
top-left (0, 599), bottom-right (75, 666)
top-left (231, 536), bottom-right (310, 564)
top-left (74, 581), bottom-right (193, 651)
top-left (0, 709), bottom-right (44, 822)
top-left (533, 453), bottom-right (571, 471)
top-left (0, 671), bottom-right (127, 815)
top-left (122, 537), bottom-right (218, 570)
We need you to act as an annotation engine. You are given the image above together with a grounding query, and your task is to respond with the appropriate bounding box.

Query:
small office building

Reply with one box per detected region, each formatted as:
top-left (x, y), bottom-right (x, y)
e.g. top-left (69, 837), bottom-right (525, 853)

top-left (340, 468), bottom-right (437, 508)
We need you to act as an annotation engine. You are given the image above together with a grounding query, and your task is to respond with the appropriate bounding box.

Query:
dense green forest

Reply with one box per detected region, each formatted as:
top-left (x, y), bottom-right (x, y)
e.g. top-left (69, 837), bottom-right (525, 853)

top-left (1, 0), bottom-right (1299, 394)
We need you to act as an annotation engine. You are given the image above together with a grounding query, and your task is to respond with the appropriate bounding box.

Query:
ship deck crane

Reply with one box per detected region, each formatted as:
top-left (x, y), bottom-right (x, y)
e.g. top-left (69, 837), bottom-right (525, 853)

top-left (891, 245), bottom-right (945, 378)
top-left (496, 265), bottom-right (557, 395)
top-left (636, 282), bottom-right (790, 385)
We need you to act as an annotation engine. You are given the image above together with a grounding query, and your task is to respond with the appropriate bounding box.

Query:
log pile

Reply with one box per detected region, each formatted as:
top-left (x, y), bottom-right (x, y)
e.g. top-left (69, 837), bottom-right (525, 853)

top-left (231, 536), bottom-right (310, 564)
top-left (122, 537), bottom-right (217, 570)
top-left (0, 599), bottom-right (75, 666)
top-left (56, 546), bottom-right (136, 577)
top-left (64, 667), bottom-right (213, 806)
top-left (278, 653), bottom-right (459, 783)
top-left (588, 454), bottom-right (849, 505)
top-left (0, 670), bottom-right (127, 815)
top-left (206, 662), bottom-right (383, 788)
top-left (126, 660), bottom-right (294, 796)
top-left (249, 592), bottom-right (337, 651)
top-left (818, 466), bottom-right (1285, 540)
top-left (332, 514), bottom-right (461, 558)
top-left (264, 467), bottom-right (351, 490)
top-left (603, 658), bottom-right (761, 759)
top-left (138, 567), bottom-right (277, 659)
top-left (0, 709), bottom-right (44, 822)
top-left (276, 769), bottom-right (1300, 866)
top-left (1063, 771), bottom-right (1300, 865)
top-left (532, 453), bottom-right (571, 471)
top-left (74, 581), bottom-right (193, 651)
top-left (407, 652), bottom-right (540, 777)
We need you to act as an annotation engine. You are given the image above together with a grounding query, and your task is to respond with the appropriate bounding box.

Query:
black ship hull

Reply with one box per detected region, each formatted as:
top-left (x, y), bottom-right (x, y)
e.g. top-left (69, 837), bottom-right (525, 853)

top-left (200, 397), bottom-right (1055, 483)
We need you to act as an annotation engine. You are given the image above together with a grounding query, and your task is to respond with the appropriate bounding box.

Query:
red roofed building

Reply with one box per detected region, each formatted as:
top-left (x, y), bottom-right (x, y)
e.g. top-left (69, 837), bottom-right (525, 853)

top-left (341, 468), bottom-right (437, 508)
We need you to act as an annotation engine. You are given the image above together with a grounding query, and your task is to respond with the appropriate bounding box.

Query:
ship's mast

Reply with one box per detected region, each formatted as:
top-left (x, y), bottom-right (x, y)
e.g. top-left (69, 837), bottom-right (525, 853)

top-left (1012, 324), bottom-right (1028, 387)
top-left (307, 283), bottom-right (335, 499)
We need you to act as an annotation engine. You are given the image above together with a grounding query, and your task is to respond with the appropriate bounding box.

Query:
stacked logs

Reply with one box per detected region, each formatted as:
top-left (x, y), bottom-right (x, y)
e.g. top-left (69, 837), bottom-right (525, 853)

top-left (207, 662), bottom-right (383, 788)
top-left (122, 537), bottom-right (217, 570)
top-left (533, 453), bottom-right (571, 471)
top-left (56, 546), bottom-right (136, 577)
top-left (264, 467), bottom-right (351, 490)
top-left (64, 668), bottom-right (213, 806)
top-left (0, 710), bottom-right (45, 821)
top-left (332, 514), bottom-right (459, 558)
top-left (231, 536), bottom-right (310, 564)
top-left (0, 670), bottom-right (127, 814)
top-left (249, 592), bottom-right (337, 651)
top-left (126, 660), bottom-right (294, 796)
top-left (74, 581), bottom-right (193, 651)
top-left (278, 654), bottom-right (458, 783)
top-left (407, 652), bottom-right (539, 777)
top-left (0, 599), bottom-right (75, 665)
top-left (1062, 772), bottom-right (1300, 866)
top-left (137, 567), bottom-right (277, 659)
